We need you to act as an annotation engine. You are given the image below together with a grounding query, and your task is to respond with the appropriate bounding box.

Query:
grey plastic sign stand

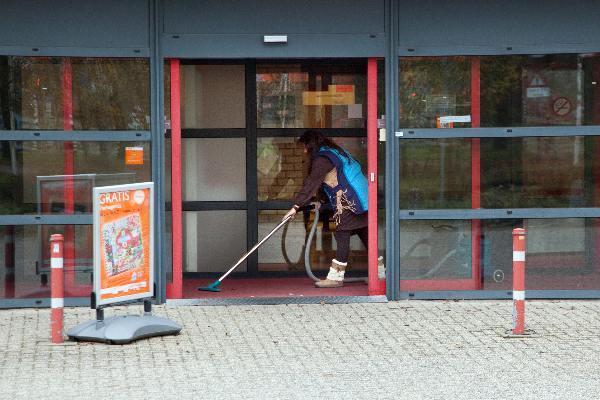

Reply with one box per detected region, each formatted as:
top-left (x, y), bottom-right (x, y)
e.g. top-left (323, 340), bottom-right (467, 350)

top-left (67, 182), bottom-right (181, 344)
top-left (67, 316), bottom-right (181, 344)
top-left (67, 309), bottom-right (182, 345)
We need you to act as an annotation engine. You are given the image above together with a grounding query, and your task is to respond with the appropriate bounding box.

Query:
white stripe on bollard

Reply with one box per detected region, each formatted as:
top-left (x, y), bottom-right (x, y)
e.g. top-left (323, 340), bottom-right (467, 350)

top-left (51, 298), bottom-right (64, 308)
top-left (512, 251), bottom-right (525, 262)
top-left (512, 290), bottom-right (525, 300)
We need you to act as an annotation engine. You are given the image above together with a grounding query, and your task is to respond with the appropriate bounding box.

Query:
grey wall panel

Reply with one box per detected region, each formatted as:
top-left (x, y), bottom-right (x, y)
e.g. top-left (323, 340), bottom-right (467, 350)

top-left (0, 0), bottom-right (150, 52)
top-left (164, 0), bottom-right (384, 34)
top-left (161, 34), bottom-right (385, 58)
top-left (399, 0), bottom-right (600, 54)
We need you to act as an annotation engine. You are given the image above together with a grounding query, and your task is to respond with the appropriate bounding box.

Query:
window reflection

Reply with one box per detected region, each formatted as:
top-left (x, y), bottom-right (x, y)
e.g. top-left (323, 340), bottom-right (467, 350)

top-left (480, 136), bottom-right (598, 208)
top-left (0, 225), bottom-right (92, 300)
top-left (481, 219), bottom-right (600, 290)
top-left (257, 63), bottom-right (367, 128)
top-left (180, 64), bottom-right (245, 129)
top-left (400, 57), bottom-right (471, 128)
top-left (400, 139), bottom-right (472, 209)
top-left (400, 136), bottom-right (600, 209)
top-left (399, 53), bottom-right (600, 128)
top-left (0, 141), bottom-right (151, 214)
top-left (400, 220), bottom-right (472, 280)
top-left (0, 57), bottom-right (150, 131)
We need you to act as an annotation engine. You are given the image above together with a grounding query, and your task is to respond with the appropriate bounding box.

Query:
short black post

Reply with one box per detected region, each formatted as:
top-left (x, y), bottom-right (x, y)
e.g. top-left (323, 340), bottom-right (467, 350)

top-left (144, 299), bottom-right (152, 315)
top-left (96, 308), bottom-right (104, 322)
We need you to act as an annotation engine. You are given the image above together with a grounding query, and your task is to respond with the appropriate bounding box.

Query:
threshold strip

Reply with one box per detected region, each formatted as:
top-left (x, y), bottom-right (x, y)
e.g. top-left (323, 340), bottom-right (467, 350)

top-left (166, 295), bottom-right (388, 306)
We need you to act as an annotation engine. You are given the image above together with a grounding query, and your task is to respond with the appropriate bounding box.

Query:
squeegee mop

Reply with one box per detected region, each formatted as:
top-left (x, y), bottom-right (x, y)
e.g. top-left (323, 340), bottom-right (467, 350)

top-left (198, 213), bottom-right (296, 292)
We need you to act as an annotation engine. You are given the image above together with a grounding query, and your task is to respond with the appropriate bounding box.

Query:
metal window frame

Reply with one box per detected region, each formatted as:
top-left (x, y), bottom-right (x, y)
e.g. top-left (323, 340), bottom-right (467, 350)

top-left (0, 131), bottom-right (151, 141)
top-left (385, 0), bottom-right (400, 300)
top-left (392, 39), bottom-right (600, 299)
top-left (0, 5), bottom-right (157, 308)
top-left (173, 58), bottom-right (373, 279)
top-left (397, 126), bottom-right (600, 139)
top-left (151, 0), bottom-right (166, 303)
top-left (398, 208), bottom-right (600, 220)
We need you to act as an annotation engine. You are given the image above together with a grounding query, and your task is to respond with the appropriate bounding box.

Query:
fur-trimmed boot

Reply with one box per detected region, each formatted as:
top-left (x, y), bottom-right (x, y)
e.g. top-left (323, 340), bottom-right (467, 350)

top-left (315, 259), bottom-right (346, 288)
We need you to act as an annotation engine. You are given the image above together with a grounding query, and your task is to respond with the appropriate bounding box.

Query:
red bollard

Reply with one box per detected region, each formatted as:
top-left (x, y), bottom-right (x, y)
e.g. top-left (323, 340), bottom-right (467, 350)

top-left (50, 234), bottom-right (64, 344)
top-left (512, 228), bottom-right (526, 335)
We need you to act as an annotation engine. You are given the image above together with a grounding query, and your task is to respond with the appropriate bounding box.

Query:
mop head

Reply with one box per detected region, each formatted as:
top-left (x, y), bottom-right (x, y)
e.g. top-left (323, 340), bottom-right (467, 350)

top-left (198, 280), bottom-right (221, 292)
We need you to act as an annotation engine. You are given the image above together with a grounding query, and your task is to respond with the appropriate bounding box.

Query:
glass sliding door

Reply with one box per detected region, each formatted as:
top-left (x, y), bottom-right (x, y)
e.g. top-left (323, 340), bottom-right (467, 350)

top-left (398, 53), bottom-right (600, 294)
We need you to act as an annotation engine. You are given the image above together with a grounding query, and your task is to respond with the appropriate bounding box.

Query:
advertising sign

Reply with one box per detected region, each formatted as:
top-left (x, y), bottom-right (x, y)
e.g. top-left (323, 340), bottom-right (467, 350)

top-left (302, 84), bottom-right (355, 105)
top-left (93, 182), bottom-right (154, 307)
top-left (522, 68), bottom-right (579, 126)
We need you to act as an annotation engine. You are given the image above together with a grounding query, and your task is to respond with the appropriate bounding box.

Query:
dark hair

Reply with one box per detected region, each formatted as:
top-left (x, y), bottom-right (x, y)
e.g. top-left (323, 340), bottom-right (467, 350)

top-left (298, 130), bottom-right (349, 160)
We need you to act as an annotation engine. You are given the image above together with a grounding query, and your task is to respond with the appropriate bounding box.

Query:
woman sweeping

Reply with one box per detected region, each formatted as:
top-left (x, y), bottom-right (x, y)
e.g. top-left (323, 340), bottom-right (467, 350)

top-left (284, 130), bottom-right (369, 288)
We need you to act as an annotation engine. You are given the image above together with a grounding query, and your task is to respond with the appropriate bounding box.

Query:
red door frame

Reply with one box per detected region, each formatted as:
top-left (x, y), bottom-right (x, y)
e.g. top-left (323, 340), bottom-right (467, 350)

top-left (367, 58), bottom-right (385, 295)
top-left (400, 57), bottom-right (482, 291)
top-left (61, 59), bottom-right (76, 293)
top-left (166, 59), bottom-right (183, 298)
top-left (166, 58), bottom-right (384, 298)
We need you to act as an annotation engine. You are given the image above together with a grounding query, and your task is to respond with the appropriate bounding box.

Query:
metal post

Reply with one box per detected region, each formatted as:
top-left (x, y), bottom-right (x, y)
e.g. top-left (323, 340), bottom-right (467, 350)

top-left (50, 234), bottom-right (64, 344)
top-left (512, 228), bottom-right (526, 335)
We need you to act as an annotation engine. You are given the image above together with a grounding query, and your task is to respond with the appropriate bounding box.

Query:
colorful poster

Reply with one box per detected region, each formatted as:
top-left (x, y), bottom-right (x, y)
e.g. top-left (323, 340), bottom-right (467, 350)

top-left (93, 182), bottom-right (154, 307)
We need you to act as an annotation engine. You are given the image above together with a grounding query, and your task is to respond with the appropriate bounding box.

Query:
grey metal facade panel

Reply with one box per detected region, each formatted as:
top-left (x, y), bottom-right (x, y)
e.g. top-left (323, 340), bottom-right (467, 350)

top-left (161, 34), bottom-right (385, 58)
top-left (0, 0), bottom-right (150, 51)
top-left (398, 44), bottom-right (600, 57)
top-left (398, 0), bottom-right (600, 53)
top-left (163, 0), bottom-right (385, 34)
top-left (0, 47), bottom-right (149, 58)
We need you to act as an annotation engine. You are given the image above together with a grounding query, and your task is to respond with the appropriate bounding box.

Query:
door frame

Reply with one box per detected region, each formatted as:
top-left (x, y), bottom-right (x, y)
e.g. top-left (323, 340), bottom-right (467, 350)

top-left (166, 57), bottom-right (384, 298)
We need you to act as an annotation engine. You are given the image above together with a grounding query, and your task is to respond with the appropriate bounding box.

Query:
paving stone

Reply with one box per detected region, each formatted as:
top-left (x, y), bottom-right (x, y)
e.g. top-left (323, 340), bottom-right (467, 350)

top-left (0, 300), bottom-right (600, 399)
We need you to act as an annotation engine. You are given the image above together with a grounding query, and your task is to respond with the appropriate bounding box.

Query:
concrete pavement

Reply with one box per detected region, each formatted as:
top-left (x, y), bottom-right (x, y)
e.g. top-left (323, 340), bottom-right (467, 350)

top-left (1, 300), bottom-right (599, 399)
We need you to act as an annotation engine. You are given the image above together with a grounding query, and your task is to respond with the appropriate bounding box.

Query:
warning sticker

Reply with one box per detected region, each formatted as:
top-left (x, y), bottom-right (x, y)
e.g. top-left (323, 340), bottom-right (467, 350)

top-left (125, 147), bottom-right (144, 165)
top-left (552, 97), bottom-right (572, 116)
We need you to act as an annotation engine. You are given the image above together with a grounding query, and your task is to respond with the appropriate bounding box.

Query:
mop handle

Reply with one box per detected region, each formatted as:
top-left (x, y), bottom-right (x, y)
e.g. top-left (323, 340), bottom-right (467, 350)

top-left (217, 214), bottom-right (294, 283)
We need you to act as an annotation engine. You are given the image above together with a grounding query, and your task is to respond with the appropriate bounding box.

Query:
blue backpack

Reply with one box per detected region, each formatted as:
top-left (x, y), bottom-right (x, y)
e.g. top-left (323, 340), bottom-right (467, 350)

top-left (318, 147), bottom-right (368, 214)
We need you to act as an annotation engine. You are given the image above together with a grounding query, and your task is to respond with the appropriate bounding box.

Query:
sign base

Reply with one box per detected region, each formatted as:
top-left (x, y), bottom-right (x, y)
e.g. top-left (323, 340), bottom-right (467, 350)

top-left (67, 314), bottom-right (181, 344)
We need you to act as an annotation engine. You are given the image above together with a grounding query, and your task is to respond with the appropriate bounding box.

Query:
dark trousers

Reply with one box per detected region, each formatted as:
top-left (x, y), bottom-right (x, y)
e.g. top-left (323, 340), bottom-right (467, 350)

top-left (334, 226), bottom-right (368, 263)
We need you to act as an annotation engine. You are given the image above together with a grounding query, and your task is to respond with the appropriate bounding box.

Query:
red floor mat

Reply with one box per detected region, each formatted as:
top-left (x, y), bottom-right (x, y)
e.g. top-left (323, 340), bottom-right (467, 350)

top-left (184, 277), bottom-right (369, 299)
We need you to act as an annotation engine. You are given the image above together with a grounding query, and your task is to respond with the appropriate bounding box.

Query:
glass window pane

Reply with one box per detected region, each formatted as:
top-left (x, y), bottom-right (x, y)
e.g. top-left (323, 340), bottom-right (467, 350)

top-left (258, 137), bottom-right (367, 201)
top-left (399, 53), bottom-right (600, 128)
top-left (0, 57), bottom-right (150, 131)
top-left (257, 63), bottom-right (366, 128)
top-left (480, 136), bottom-right (598, 208)
top-left (72, 58), bottom-right (150, 130)
top-left (400, 139), bottom-right (472, 209)
top-left (0, 141), bottom-right (151, 214)
top-left (182, 138), bottom-right (246, 201)
top-left (400, 136), bottom-right (600, 209)
top-left (183, 211), bottom-right (247, 273)
top-left (257, 137), bottom-right (306, 201)
top-left (400, 220), bottom-right (472, 282)
top-left (181, 64), bottom-right (245, 129)
top-left (11, 58), bottom-right (63, 130)
top-left (400, 57), bottom-right (471, 129)
top-left (481, 54), bottom-right (597, 127)
top-left (0, 225), bottom-right (92, 300)
top-left (257, 210), bottom-right (366, 273)
top-left (481, 219), bottom-right (600, 290)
